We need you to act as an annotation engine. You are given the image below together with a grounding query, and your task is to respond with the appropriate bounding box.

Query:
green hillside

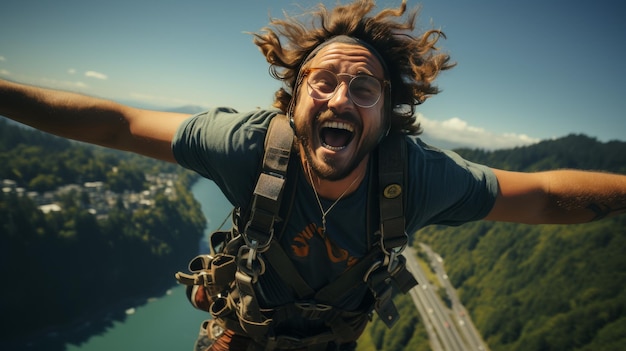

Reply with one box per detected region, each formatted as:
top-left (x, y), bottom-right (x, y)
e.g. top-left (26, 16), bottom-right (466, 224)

top-left (359, 134), bottom-right (626, 351)
top-left (0, 118), bottom-right (206, 343)
top-left (417, 135), bottom-right (626, 351)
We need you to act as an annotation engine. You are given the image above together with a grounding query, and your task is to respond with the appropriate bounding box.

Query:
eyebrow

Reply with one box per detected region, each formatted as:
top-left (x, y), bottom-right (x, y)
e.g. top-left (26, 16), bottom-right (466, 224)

top-left (314, 64), bottom-right (377, 77)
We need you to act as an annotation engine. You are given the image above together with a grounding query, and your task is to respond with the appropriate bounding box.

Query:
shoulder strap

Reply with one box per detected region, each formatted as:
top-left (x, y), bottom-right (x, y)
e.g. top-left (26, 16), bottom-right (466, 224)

top-left (370, 133), bottom-right (418, 329)
top-left (242, 114), bottom-right (294, 252)
top-left (241, 114), bottom-right (315, 298)
top-left (377, 132), bottom-right (408, 254)
top-left (260, 116), bottom-right (315, 298)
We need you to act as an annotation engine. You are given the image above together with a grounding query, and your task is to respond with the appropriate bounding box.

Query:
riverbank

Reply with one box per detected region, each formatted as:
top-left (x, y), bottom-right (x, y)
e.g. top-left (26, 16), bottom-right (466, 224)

top-left (1, 284), bottom-right (178, 351)
top-left (1, 179), bottom-right (229, 351)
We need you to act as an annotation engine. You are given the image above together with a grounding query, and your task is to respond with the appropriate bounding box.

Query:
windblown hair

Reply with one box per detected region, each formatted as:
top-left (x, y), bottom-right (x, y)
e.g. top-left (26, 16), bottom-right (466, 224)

top-left (252, 0), bottom-right (454, 135)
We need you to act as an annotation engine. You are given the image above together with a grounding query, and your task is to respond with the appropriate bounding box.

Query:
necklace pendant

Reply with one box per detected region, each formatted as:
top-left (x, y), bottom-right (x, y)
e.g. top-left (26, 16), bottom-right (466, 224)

top-left (306, 163), bottom-right (361, 238)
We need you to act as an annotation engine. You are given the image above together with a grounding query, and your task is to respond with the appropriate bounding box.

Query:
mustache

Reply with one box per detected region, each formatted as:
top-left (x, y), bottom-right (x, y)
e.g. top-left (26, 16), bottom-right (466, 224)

top-left (315, 109), bottom-right (359, 125)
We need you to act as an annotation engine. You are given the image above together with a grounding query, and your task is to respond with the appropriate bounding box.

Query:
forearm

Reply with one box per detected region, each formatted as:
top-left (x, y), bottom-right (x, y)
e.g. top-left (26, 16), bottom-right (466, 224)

top-left (0, 79), bottom-right (188, 162)
top-left (488, 169), bottom-right (626, 224)
top-left (543, 170), bottom-right (626, 223)
top-left (0, 79), bottom-right (132, 148)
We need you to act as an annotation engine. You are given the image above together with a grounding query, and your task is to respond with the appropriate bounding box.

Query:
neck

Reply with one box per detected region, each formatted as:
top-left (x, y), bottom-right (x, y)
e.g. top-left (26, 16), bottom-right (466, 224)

top-left (303, 156), bottom-right (368, 200)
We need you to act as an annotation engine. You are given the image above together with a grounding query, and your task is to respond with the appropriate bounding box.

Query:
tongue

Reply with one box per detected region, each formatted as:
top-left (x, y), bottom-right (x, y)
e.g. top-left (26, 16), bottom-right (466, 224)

top-left (322, 128), bottom-right (351, 148)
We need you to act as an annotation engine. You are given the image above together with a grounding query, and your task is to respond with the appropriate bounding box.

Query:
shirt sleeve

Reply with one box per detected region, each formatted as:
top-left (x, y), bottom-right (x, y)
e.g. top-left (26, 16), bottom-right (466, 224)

top-left (405, 138), bottom-right (499, 231)
top-left (171, 107), bottom-right (279, 207)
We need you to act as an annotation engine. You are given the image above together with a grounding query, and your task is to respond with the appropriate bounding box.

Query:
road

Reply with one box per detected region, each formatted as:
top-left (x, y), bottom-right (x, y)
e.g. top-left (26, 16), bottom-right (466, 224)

top-left (402, 244), bottom-right (489, 351)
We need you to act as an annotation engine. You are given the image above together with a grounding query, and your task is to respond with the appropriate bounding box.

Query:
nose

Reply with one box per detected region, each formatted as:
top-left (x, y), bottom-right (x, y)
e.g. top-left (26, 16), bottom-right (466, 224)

top-left (326, 82), bottom-right (354, 112)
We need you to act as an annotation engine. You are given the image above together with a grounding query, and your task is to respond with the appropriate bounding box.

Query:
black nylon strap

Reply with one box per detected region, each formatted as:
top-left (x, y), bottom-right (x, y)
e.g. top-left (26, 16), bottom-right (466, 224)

top-left (313, 249), bottom-right (380, 303)
top-left (377, 133), bottom-right (408, 251)
top-left (262, 114), bottom-right (294, 175)
top-left (248, 115), bottom-right (318, 300)
top-left (244, 114), bottom-right (294, 247)
top-left (264, 241), bottom-right (315, 299)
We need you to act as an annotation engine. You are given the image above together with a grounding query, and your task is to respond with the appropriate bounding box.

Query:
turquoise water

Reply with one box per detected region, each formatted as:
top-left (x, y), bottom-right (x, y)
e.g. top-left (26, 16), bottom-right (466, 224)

top-left (63, 179), bottom-right (232, 351)
top-left (65, 286), bottom-right (207, 351)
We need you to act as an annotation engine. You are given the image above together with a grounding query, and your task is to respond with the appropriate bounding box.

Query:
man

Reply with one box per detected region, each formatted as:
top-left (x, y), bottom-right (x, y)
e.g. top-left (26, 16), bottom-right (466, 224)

top-left (1, 1), bottom-right (625, 350)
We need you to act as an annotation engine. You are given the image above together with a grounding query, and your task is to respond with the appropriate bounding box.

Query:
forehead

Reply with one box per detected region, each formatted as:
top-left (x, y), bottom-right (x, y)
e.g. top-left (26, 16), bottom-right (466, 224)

top-left (305, 42), bottom-right (385, 77)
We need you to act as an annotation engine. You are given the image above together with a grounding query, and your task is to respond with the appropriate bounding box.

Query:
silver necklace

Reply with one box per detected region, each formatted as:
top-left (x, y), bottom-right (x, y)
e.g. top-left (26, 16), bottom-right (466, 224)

top-left (307, 166), bottom-right (361, 235)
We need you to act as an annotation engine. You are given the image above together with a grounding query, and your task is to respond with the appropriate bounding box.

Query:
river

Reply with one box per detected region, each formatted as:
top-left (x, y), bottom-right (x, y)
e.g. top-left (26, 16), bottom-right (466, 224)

top-left (61, 178), bottom-right (232, 351)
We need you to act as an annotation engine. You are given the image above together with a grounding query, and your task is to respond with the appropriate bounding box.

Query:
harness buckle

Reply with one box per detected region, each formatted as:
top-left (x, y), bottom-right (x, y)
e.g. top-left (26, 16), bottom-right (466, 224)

top-left (378, 230), bottom-right (408, 273)
top-left (188, 254), bottom-right (214, 272)
top-left (295, 302), bottom-right (333, 320)
top-left (243, 224), bottom-right (274, 254)
top-left (379, 230), bottom-right (408, 256)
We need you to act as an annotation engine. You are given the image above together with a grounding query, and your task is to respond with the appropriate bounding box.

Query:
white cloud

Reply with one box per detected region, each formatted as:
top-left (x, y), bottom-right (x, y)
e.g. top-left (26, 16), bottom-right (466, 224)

top-left (0, 56), bottom-right (6, 62)
top-left (418, 114), bottom-right (540, 150)
top-left (68, 68), bottom-right (76, 75)
top-left (0, 69), bottom-right (10, 76)
top-left (85, 70), bottom-right (108, 80)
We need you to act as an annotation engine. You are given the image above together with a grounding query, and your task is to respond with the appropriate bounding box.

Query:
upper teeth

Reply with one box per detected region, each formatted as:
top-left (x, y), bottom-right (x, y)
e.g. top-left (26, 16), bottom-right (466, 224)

top-left (322, 121), bottom-right (354, 132)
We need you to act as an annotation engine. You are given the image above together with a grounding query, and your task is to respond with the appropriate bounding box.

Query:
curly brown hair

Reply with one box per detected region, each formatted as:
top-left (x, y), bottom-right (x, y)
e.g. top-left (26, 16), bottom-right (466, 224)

top-left (252, 0), bottom-right (455, 135)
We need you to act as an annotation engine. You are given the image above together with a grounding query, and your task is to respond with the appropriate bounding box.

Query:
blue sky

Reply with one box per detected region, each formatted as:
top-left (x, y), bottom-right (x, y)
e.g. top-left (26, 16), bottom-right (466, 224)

top-left (1, 0), bottom-right (624, 149)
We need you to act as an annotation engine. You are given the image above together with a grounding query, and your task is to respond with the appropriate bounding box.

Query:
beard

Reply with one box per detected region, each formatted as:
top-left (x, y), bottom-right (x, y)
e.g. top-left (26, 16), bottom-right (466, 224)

top-left (295, 111), bottom-right (381, 181)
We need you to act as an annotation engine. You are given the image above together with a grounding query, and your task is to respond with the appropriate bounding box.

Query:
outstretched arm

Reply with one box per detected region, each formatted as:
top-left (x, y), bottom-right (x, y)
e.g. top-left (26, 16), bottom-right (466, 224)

top-left (485, 169), bottom-right (626, 224)
top-left (0, 79), bottom-right (190, 163)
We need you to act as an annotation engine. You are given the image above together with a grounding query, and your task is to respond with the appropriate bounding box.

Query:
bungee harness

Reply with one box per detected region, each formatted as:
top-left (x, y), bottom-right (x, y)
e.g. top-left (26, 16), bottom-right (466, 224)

top-left (176, 114), bottom-right (418, 350)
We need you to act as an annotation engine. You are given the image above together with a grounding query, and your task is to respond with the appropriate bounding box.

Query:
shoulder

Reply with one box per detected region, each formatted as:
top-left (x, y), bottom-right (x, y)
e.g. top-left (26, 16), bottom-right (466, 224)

top-left (405, 136), bottom-right (493, 176)
top-left (402, 136), bottom-right (499, 228)
top-left (172, 108), bottom-right (283, 206)
top-left (173, 108), bottom-right (281, 158)
top-left (175, 108), bottom-right (280, 143)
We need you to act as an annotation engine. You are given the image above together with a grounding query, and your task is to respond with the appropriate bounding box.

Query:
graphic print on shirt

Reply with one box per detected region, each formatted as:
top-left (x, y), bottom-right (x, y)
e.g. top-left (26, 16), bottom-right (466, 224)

top-left (291, 223), bottom-right (359, 269)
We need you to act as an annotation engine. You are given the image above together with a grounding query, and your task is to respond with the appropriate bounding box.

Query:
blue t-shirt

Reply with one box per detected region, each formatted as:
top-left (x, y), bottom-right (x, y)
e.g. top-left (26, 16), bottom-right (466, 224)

top-left (172, 108), bottom-right (498, 307)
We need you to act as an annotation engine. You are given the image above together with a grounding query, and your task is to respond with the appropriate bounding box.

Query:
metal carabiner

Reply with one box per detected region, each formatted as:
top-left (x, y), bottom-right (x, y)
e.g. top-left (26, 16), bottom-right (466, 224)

top-left (246, 239), bottom-right (258, 270)
top-left (388, 247), bottom-right (401, 273)
top-left (363, 260), bottom-right (383, 283)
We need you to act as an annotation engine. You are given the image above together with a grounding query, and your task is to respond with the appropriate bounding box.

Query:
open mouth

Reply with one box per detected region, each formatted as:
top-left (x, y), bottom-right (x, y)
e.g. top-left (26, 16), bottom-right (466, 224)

top-left (320, 121), bottom-right (354, 151)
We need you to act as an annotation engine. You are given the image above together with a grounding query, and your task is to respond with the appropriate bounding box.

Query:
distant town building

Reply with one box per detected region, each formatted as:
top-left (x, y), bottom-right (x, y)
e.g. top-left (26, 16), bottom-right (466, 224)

top-left (1, 172), bottom-right (178, 217)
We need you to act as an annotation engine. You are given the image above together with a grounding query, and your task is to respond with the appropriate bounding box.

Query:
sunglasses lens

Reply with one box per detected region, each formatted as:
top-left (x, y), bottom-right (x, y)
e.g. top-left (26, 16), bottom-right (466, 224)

top-left (307, 69), bottom-right (338, 99)
top-left (306, 69), bottom-right (382, 108)
top-left (349, 76), bottom-right (381, 107)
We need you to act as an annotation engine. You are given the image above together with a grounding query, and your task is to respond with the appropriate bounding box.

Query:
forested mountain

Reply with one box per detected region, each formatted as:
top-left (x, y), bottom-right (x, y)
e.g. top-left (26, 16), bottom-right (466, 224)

top-left (360, 134), bottom-right (626, 351)
top-left (0, 118), bottom-right (206, 344)
top-left (453, 134), bottom-right (626, 174)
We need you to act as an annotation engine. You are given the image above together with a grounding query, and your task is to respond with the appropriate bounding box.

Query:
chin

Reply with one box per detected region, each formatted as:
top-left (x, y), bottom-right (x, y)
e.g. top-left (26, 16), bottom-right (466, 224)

top-left (308, 151), bottom-right (359, 181)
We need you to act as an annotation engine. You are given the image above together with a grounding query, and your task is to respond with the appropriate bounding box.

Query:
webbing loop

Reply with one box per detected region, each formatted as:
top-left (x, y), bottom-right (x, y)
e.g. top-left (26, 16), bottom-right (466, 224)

top-left (237, 245), bottom-right (266, 282)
